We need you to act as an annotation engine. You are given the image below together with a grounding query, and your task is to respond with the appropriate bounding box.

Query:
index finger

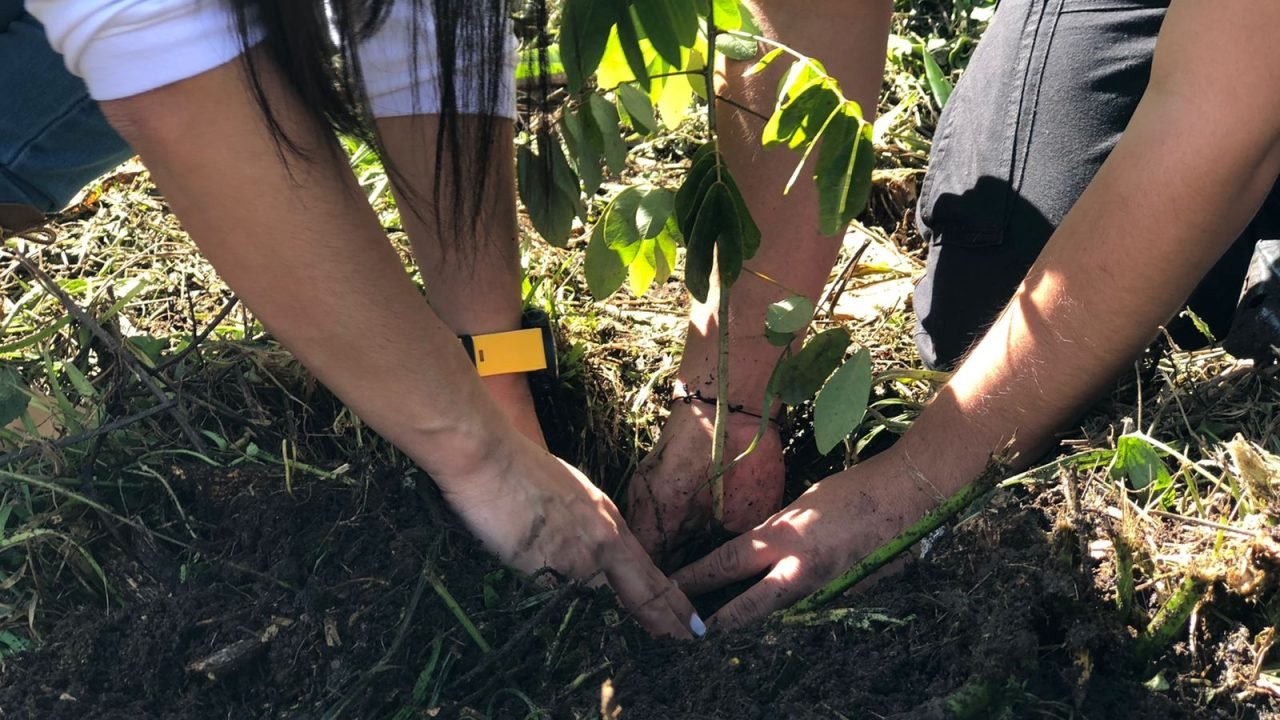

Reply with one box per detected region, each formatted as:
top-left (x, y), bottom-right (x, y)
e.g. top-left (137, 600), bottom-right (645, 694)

top-left (670, 531), bottom-right (775, 596)
top-left (605, 545), bottom-right (697, 639)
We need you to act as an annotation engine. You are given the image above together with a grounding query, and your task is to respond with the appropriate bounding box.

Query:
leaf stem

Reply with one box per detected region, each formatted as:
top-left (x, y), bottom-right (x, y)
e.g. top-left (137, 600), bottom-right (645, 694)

top-left (724, 29), bottom-right (852, 106)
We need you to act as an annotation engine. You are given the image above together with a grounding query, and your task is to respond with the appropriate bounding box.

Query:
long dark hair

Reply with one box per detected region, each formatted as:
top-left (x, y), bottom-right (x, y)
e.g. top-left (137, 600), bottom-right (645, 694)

top-left (228, 0), bottom-right (542, 239)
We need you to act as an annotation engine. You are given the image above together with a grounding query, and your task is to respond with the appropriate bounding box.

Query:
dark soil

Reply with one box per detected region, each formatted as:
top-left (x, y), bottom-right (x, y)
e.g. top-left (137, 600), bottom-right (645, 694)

top-left (0, 464), bottom-right (1271, 719)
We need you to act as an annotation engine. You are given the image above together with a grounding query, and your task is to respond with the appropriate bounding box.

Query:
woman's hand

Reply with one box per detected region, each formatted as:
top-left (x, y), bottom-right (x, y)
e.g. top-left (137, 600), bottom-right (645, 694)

top-left (626, 401), bottom-right (785, 569)
top-left (670, 449), bottom-right (936, 630)
top-left (442, 430), bottom-right (703, 639)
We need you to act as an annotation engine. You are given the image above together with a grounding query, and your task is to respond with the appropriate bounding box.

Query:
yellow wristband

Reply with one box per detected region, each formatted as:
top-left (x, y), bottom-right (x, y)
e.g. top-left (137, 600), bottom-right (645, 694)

top-left (459, 327), bottom-right (556, 377)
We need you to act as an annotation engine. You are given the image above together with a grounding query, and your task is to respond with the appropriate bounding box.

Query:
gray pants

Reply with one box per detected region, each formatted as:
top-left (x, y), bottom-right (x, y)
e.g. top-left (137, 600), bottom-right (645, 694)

top-left (914, 0), bottom-right (1276, 368)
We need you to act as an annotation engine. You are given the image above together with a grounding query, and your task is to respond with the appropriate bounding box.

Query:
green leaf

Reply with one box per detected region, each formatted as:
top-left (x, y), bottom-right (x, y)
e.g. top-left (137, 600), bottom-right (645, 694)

top-left (585, 220), bottom-right (629, 299)
top-left (127, 335), bottom-right (167, 366)
top-left (631, 0), bottom-right (685, 67)
top-left (652, 50), bottom-right (697, 127)
top-left (654, 225), bottom-right (678, 282)
top-left (1111, 435), bottom-right (1172, 492)
top-left (762, 79), bottom-right (840, 151)
top-left (746, 46), bottom-right (786, 77)
top-left (675, 144), bottom-right (718, 233)
top-left (685, 181), bottom-right (740, 303)
top-left (661, 211), bottom-right (685, 247)
top-left (603, 187), bottom-right (644, 249)
top-left (712, 182), bottom-right (745, 288)
top-left (515, 45), bottom-right (564, 81)
top-left (920, 46), bottom-right (953, 110)
top-left (845, 121), bottom-right (877, 223)
top-left (517, 131), bottom-right (580, 247)
top-left (766, 296), bottom-right (815, 334)
top-left (718, 3), bottom-right (762, 60)
top-left (617, 83), bottom-right (657, 135)
top-left (597, 24), bottom-right (637, 88)
top-left (588, 94), bottom-right (629, 176)
top-left (1181, 307), bottom-right (1217, 344)
top-left (549, 135), bottom-right (588, 219)
top-left (666, 0), bottom-right (701, 48)
top-left (814, 105), bottom-right (874, 236)
top-left (720, 172), bottom-right (761, 259)
top-left (597, 185), bottom-right (671, 248)
top-left (675, 147), bottom-right (759, 275)
top-left (616, 9), bottom-right (651, 90)
top-left (773, 59), bottom-right (829, 106)
top-left (0, 364), bottom-right (29, 427)
top-left (635, 187), bottom-right (675, 238)
top-left (775, 327), bottom-right (851, 406)
top-left (587, 188), bottom-right (668, 298)
top-left (629, 237), bottom-right (659, 296)
top-left (766, 328), bottom-right (796, 347)
top-left (0, 630), bottom-right (30, 656)
top-left (706, 0), bottom-right (743, 31)
top-left (717, 33), bottom-right (758, 61)
top-left (62, 361), bottom-right (97, 397)
top-left (560, 0), bottom-right (626, 94)
top-left (813, 348), bottom-right (873, 454)
top-left (560, 110), bottom-right (603, 196)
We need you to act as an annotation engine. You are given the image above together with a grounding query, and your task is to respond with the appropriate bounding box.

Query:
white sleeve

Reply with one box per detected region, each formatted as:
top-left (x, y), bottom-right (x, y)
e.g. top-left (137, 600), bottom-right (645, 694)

top-left (357, 2), bottom-right (517, 119)
top-left (25, 0), bottom-right (516, 117)
top-left (24, 0), bottom-right (256, 101)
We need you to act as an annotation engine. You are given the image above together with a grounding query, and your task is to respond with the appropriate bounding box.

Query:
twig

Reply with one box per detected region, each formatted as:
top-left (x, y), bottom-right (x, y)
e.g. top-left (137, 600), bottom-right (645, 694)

top-left (0, 400), bottom-right (175, 468)
top-left (714, 94), bottom-right (769, 123)
top-left (820, 236), bottom-right (873, 319)
top-left (786, 457), bottom-right (1006, 615)
top-left (1148, 509), bottom-right (1255, 538)
top-left (11, 251), bottom-right (208, 455)
top-left (155, 297), bottom-right (240, 372)
top-left (741, 266), bottom-right (804, 297)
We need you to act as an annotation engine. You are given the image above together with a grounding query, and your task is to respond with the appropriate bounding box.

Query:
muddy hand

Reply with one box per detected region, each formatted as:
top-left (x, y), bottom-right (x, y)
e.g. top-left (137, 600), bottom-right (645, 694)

top-left (671, 450), bottom-right (936, 630)
top-left (626, 399), bottom-right (784, 569)
top-left (443, 431), bottom-right (701, 638)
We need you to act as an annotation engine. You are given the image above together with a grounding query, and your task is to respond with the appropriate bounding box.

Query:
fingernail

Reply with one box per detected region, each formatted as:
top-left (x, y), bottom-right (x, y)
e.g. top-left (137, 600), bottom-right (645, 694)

top-left (690, 612), bottom-right (706, 638)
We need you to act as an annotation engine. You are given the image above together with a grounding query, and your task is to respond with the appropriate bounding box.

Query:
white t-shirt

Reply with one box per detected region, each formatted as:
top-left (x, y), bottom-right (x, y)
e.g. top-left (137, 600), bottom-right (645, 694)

top-left (24, 0), bottom-right (517, 118)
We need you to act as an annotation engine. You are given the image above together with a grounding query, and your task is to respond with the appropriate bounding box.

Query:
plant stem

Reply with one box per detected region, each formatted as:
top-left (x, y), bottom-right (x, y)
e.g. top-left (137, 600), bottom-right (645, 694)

top-left (1136, 573), bottom-right (1206, 663)
top-left (785, 457), bottom-right (1006, 615)
top-left (711, 287), bottom-right (730, 522)
top-left (704, 0), bottom-right (730, 524)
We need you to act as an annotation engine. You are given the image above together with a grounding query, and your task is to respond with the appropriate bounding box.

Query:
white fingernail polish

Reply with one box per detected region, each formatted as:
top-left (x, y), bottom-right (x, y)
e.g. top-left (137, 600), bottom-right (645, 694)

top-left (690, 612), bottom-right (706, 638)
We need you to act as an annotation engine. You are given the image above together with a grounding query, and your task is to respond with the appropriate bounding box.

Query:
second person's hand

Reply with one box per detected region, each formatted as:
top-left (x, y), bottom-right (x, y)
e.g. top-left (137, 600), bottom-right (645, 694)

top-left (670, 449), bottom-right (936, 630)
top-left (441, 427), bottom-right (703, 639)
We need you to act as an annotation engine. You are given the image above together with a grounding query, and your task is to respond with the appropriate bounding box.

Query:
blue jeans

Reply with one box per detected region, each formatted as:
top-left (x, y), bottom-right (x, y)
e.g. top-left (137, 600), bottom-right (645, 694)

top-left (1, 0), bottom-right (132, 211)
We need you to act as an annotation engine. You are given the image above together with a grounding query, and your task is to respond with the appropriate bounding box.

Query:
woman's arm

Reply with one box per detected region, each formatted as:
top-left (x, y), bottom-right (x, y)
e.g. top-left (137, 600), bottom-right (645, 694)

top-left (99, 50), bottom-right (698, 637)
top-left (673, 0), bottom-right (1280, 628)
